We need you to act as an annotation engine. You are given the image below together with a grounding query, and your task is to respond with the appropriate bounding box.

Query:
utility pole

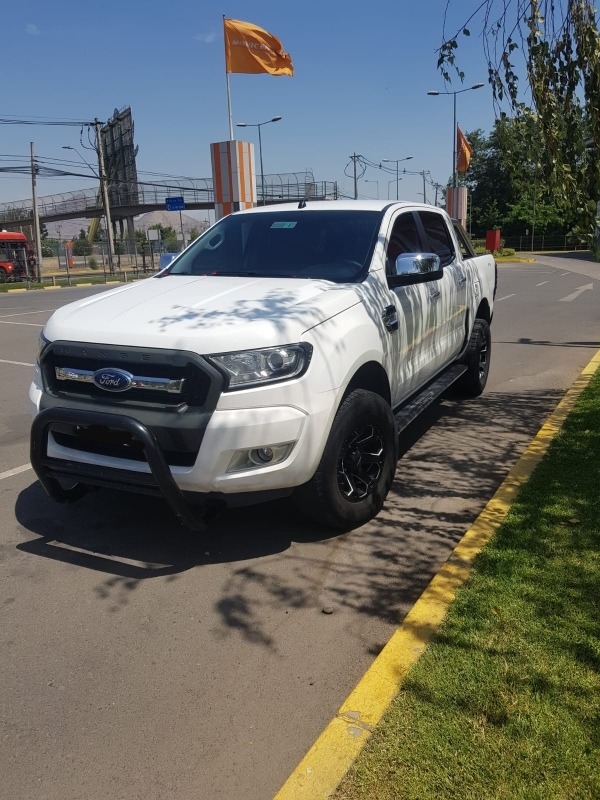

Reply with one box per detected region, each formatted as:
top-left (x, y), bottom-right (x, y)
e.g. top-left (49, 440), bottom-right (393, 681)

top-left (422, 170), bottom-right (427, 204)
top-left (94, 118), bottom-right (115, 273)
top-left (350, 153), bottom-right (361, 199)
top-left (29, 142), bottom-right (43, 282)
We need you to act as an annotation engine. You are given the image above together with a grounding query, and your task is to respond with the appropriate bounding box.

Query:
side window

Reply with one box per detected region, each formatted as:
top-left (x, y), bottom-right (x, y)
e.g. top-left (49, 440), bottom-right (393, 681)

top-left (418, 211), bottom-right (456, 268)
top-left (386, 212), bottom-right (422, 275)
top-left (453, 223), bottom-right (476, 259)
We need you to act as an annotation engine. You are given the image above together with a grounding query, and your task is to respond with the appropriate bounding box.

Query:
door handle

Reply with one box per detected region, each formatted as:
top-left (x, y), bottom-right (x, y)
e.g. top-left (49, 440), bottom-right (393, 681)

top-left (429, 288), bottom-right (441, 300)
top-left (458, 274), bottom-right (467, 285)
top-left (381, 305), bottom-right (398, 332)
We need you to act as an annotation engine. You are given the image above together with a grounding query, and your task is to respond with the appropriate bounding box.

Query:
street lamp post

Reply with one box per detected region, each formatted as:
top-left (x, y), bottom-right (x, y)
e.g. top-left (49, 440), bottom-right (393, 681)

top-left (236, 116), bottom-right (282, 206)
top-left (382, 156), bottom-right (413, 200)
top-left (426, 83), bottom-right (484, 188)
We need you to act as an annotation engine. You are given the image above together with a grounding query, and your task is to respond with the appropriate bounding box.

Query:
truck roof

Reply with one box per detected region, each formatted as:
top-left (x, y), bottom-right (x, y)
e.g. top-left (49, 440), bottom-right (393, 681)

top-left (230, 199), bottom-right (442, 215)
top-left (0, 230), bottom-right (27, 241)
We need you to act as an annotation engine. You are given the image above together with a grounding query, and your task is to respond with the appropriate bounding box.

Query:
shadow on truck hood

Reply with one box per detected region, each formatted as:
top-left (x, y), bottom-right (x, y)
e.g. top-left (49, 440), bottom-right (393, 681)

top-left (45, 275), bottom-right (361, 351)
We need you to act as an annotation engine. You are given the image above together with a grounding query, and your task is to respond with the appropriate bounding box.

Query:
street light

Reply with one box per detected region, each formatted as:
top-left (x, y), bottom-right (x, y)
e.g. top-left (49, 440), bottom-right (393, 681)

top-left (426, 83), bottom-right (484, 188)
top-left (365, 179), bottom-right (380, 198)
top-left (236, 116), bottom-right (282, 206)
top-left (382, 156), bottom-right (413, 200)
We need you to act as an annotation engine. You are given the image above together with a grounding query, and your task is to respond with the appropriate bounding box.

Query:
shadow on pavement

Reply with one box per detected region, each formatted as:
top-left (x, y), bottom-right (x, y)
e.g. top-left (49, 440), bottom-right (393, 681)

top-left (15, 386), bottom-right (564, 647)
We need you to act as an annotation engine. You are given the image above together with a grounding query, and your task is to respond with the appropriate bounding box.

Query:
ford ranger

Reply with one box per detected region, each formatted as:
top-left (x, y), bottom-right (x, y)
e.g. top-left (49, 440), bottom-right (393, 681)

top-left (30, 200), bottom-right (496, 532)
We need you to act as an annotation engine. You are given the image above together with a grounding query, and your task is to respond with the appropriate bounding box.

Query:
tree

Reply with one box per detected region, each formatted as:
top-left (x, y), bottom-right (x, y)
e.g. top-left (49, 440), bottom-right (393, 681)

top-left (148, 223), bottom-right (178, 252)
top-left (439, 1), bottom-right (600, 240)
top-left (464, 116), bottom-right (567, 236)
top-left (72, 238), bottom-right (92, 256)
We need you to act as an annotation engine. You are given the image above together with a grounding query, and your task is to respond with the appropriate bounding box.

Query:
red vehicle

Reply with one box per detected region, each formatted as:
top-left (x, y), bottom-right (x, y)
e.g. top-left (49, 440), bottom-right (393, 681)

top-left (0, 230), bottom-right (35, 282)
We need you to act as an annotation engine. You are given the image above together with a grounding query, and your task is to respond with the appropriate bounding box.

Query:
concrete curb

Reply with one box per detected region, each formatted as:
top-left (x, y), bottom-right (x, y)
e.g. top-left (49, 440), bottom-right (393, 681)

top-left (273, 347), bottom-right (600, 800)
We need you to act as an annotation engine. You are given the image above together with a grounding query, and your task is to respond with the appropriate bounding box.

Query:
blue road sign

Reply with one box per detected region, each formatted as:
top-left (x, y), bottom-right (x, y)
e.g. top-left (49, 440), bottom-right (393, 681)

top-left (165, 196), bottom-right (185, 211)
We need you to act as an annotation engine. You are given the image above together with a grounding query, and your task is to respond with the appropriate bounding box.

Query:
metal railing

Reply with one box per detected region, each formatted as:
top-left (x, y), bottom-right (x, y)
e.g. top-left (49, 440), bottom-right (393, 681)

top-left (0, 173), bottom-right (338, 227)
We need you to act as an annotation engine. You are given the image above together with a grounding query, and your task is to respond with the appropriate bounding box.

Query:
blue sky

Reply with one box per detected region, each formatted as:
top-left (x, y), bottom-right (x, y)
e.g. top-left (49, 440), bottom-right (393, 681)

top-left (0, 0), bottom-right (503, 212)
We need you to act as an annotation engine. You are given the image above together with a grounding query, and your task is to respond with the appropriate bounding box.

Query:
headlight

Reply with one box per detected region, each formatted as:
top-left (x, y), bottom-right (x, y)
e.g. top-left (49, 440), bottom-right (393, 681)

top-left (37, 331), bottom-right (50, 364)
top-left (208, 343), bottom-right (312, 390)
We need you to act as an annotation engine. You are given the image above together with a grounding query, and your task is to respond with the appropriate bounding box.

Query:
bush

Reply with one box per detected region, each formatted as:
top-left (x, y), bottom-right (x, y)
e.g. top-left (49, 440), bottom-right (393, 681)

top-left (474, 246), bottom-right (489, 254)
top-left (88, 257), bottom-right (99, 270)
top-left (41, 245), bottom-right (54, 258)
top-left (494, 247), bottom-right (516, 257)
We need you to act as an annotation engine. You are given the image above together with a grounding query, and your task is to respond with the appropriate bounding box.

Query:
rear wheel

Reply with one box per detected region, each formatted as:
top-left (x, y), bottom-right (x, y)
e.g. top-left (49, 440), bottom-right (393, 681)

top-left (454, 318), bottom-right (491, 398)
top-left (293, 389), bottom-right (397, 531)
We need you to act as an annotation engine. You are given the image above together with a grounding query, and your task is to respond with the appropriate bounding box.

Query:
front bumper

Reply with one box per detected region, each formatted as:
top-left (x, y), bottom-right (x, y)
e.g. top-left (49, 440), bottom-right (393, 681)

top-left (30, 407), bottom-right (216, 531)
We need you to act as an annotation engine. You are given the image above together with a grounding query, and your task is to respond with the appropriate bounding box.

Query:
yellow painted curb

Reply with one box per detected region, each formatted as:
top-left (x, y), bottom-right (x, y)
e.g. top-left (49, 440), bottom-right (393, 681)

top-left (274, 347), bottom-right (600, 800)
top-left (5, 287), bottom-right (28, 293)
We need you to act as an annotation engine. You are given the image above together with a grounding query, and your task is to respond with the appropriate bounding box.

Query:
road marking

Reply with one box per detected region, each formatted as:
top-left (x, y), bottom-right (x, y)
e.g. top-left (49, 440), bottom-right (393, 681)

top-left (0, 320), bottom-right (44, 327)
top-left (559, 283), bottom-right (593, 302)
top-left (0, 358), bottom-right (35, 367)
top-left (274, 347), bottom-right (600, 800)
top-left (0, 309), bottom-right (55, 318)
top-left (496, 293), bottom-right (516, 301)
top-left (536, 281), bottom-right (548, 286)
top-left (0, 463), bottom-right (32, 481)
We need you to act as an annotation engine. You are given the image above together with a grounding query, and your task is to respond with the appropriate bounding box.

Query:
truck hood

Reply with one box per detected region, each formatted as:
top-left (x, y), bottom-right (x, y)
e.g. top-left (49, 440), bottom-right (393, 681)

top-left (44, 274), bottom-right (361, 352)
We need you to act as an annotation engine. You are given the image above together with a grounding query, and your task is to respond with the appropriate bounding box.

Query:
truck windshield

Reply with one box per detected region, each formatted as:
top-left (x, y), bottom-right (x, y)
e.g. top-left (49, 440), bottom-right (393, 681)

top-left (164, 209), bottom-right (382, 282)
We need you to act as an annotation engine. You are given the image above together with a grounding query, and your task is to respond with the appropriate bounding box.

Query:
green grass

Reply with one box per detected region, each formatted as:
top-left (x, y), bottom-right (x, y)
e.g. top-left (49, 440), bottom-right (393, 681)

top-left (336, 372), bottom-right (600, 800)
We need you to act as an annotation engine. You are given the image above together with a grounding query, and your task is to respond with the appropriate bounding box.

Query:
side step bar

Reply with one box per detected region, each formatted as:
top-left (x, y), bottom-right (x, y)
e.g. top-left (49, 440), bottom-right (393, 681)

top-left (394, 364), bottom-right (467, 434)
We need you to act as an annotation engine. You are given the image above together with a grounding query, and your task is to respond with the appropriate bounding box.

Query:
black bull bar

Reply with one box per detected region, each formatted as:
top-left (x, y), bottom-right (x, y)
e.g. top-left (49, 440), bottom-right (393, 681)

top-left (30, 407), bottom-right (221, 532)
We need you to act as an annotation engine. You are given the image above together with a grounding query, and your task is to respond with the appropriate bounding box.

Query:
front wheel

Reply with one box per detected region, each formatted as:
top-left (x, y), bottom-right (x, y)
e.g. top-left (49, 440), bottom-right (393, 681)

top-left (293, 389), bottom-right (397, 531)
top-left (454, 318), bottom-right (491, 398)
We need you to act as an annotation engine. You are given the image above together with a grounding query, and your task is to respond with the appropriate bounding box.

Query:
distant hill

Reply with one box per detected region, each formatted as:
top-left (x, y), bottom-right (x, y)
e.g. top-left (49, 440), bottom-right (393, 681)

top-left (45, 210), bottom-right (210, 240)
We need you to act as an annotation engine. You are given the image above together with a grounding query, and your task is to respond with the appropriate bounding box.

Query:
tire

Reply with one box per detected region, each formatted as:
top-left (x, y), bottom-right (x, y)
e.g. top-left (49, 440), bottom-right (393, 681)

top-left (454, 318), bottom-right (491, 398)
top-left (293, 389), bottom-right (398, 531)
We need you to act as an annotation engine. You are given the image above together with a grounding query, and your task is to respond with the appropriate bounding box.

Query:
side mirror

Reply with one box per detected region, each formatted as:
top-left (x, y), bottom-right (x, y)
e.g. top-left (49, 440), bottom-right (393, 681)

top-left (387, 252), bottom-right (442, 287)
top-left (395, 253), bottom-right (440, 276)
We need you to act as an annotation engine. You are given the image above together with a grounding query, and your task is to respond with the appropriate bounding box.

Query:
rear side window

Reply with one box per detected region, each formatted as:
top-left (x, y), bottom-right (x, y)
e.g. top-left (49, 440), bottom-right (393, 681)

top-left (418, 211), bottom-right (456, 268)
top-left (453, 223), bottom-right (476, 259)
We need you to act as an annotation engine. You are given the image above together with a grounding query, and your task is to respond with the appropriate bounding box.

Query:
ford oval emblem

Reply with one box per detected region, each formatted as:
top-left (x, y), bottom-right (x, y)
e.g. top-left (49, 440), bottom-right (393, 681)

top-left (93, 367), bottom-right (134, 392)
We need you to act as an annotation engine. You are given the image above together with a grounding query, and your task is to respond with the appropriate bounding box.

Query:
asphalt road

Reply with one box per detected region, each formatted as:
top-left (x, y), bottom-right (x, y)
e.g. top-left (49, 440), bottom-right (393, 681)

top-left (1, 256), bottom-right (598, 800)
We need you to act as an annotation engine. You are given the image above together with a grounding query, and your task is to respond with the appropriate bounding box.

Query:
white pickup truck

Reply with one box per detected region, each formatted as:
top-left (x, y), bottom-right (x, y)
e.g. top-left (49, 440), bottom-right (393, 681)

top-left (30, 200), bottom-right (496, 532)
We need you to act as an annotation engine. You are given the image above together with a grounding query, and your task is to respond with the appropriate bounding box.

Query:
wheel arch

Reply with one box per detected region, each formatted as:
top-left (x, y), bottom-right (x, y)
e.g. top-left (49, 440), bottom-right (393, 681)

top-left (341, 360), bottom-right (391, 407)
top-left (475, 298), bottom-right (491, 323)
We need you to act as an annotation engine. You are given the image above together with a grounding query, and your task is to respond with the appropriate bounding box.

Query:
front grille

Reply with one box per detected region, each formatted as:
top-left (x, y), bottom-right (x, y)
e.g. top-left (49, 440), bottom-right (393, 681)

top-left (42, 343), bottom-right (212, 408)
top-left (51, 426), bottom-right (195, 467)
top-left (39, 342), bottom-right (223, 469)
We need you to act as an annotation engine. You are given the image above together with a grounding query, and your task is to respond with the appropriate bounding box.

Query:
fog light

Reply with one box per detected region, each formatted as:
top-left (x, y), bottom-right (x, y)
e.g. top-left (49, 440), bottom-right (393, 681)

top-left (250, 446), bottom-right (274, 465)
top-left (226, 441), bottom-right (295, 473)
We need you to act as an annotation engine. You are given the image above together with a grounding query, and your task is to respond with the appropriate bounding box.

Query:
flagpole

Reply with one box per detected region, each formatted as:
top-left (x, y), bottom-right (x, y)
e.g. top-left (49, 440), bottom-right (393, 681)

top-left (223, 16), bottom-right (234, 139)
top-left (226, 72), bottom-right (234, 139)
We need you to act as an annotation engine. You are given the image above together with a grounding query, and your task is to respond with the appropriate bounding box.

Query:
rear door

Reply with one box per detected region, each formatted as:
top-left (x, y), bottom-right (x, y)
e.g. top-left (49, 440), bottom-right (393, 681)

top-left (415, 210), bottom-right (467, 375)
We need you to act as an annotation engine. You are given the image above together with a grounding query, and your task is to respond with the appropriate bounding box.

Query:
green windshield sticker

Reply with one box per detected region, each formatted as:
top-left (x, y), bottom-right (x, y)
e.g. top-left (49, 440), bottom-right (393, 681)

top-left (270, 221), bottom-right (297, 229)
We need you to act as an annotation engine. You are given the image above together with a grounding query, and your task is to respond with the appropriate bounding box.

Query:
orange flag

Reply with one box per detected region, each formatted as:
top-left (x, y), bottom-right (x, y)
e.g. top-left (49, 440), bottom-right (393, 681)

top-left (224, 18), bottom-right (294, 76)
top-left (457, 126), bottom-right (473, 173)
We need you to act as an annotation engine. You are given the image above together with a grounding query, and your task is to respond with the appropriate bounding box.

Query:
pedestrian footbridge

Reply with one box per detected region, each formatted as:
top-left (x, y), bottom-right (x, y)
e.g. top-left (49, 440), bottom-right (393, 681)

top-left (0, 172), bottom-right (338, 228)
